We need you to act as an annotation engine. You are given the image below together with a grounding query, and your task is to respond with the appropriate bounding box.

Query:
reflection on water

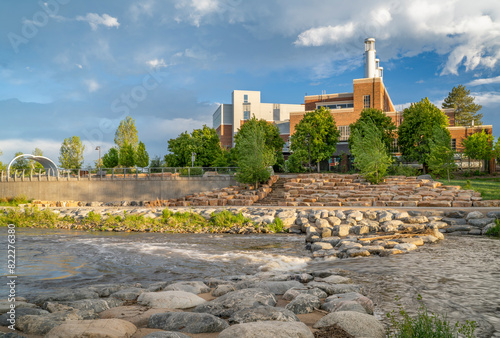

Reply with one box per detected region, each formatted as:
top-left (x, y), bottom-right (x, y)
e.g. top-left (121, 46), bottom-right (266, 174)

top-left (0, 228), bottom-right (498, 337)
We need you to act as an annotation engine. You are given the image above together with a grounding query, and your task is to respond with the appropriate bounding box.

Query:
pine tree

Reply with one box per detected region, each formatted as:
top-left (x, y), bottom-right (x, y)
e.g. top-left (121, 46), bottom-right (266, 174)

top-left (442, 85), bottom-right (483, 126)
top-left (427, 127), bottom-right (456, 182)
top-left (136, 141), bottom-right (149, 168)
top-left (102, 148), bottom-right (119, 168)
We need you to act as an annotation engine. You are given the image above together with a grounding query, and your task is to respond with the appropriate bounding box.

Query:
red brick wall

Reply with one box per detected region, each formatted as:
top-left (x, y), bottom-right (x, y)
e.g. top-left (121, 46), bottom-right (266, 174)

top-left (449, 126), bottom-right (493, 152)
top-left (217, 125), bottom-right (233, 149)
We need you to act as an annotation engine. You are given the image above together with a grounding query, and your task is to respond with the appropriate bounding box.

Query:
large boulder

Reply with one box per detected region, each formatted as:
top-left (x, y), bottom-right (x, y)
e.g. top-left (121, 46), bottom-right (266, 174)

top-left (164, 281), bottom-right (210, 295)
top-left (15, 310), bottom-right (95, 336)
top-left (313, 311), bottom-right (385, 338)
top-left (322, 292), bottom-right (374, 314)
top-left (58, 299), bottom-right (115, 313)
top-left (236, 281), bottom-right (303, 295)
top-left (44, 319), bottom-right (136, 338)
top-left (137, 291), bottom-right (206, 309)
top-left (282, 287), bottom-right (327, 301)
top-left (110, 287), bottom-right (144, 301)
top-left (218, 321), bottom-right (314, 338)
top-left (148, 312), bottom-right (228, 333)
top-left (0, 308), bottom-right (49, 326)
top-left (193, 288), bottom-right (276, 318)
top-left (285, 294), bottom-right (321, 314)
top-left (30, 289), bottom-right (99, 306)
top-left (307, 282), bottom-right (362, 296)
top-left (229, 306), bottom-right (299, 324)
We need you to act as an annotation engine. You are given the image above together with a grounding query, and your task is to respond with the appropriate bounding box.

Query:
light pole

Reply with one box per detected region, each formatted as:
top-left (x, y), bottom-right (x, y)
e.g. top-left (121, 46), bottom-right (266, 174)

top-left (95, 146), bottom-right (101, 178)
top-left (307, 133), bottom-right (311, 173)
top-left (191, 152), bottom-right (196, 168)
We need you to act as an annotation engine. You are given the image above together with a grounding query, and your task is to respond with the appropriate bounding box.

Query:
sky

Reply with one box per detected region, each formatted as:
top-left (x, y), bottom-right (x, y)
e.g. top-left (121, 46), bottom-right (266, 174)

top-left (1, 0), bottom-right (500, 167)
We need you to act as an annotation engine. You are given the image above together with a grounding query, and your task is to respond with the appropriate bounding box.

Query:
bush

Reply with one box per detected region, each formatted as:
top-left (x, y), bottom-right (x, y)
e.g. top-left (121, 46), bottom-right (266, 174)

top-left (388, 163), bottom-right (421, 177)
top-left (268, 217), bottom-right (284, 233)
top-left (485, 219), bottom-right (500, 237)
top-left (387, 295), bottom-right (476, 338)
top-left (209, 210), bottom-right (252, 228)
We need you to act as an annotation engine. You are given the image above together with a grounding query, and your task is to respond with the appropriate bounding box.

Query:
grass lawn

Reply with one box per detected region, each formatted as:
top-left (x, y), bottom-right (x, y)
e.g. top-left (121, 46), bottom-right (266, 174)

top-left (437, 177), bottom-right (500, 200)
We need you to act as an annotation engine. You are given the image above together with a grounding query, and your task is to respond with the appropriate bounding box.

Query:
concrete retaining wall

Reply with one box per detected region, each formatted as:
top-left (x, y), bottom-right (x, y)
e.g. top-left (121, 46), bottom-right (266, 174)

top-left (0, 177), bottom-right (238, 202)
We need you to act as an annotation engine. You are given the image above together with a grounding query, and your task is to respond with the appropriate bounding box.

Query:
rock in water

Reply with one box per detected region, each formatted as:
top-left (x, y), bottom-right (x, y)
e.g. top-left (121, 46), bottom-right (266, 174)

top-left (218, 321), bottom-right (314, 338)
top-left (137, 291), bottom-right (206, 309)
top-left (229, 306), bottom-right (299, 324)
top-left (148, 312), bottom-right (228, 333)
top-left (313, 311), bottom-right (385, 338)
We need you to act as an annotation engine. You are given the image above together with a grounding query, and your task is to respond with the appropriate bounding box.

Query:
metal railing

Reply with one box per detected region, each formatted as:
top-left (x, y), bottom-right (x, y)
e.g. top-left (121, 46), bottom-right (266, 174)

top-left (0, 167), bottom-right (238, 182)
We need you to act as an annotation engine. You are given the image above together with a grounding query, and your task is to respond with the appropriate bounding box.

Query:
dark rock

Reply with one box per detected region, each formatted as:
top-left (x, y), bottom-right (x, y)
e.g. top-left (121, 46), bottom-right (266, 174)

top-left (288, 273), bottom-right (314, 283)
top-left (468, 218), bottom-right (495, 228)
top-left (486, 211), bottom-right (500, 219)
top-left (148, 312), bottom-right (228, 333)
top-left (143, 332), bottom-right (191, 338)
top-left (441, 217), bottom-right (468, 226)
top-left (30, 289), bottom-right (99, 306)
top-left (88, 284), bottom-right (129, 297)
top-left (193, 288), bottom-right (277, 318)
top-left (285, 294), bottom-right (321, 314)
top-left (307, 282), bottom-right (362, 296)
top-left (0, 308), bottom-right (48, 326)
top-left (110, 287), bottom-right (144, 301)
top-left (322, 292), bottom-right (374, 315)
top-left (164, 281), bottom-right (210, 295)
top-left (229, 306), bottom-right (299, 324)
top-left (444, 210), bottom-right (467, 218)
top-left (313, 311), bottom-right (385, 338)
top-left (417, 174), bottom-right (433, 180)
top-left (235, 281), bottom-right (303, 295)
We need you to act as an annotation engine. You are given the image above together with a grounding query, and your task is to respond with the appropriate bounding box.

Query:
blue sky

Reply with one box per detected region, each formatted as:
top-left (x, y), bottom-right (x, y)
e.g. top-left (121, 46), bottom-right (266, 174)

top-left (1, 0), bottom-right (499, 167)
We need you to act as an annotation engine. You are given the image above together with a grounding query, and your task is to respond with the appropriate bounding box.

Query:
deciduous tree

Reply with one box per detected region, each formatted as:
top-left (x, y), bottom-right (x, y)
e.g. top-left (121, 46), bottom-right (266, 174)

top-left (427, 126), bottom-right (457, 182)
top-left (349, 108), bottom-right (396, 151)
top-left (59, 136), bottom-right (85, 169)
top-left (462, 130), bottom-right (494, 171)
top-left (11, 151), bottom-right (30, 171)
top-left (442, 85), bottom-right (483, 126)
top-left (397, 98), bottom-right (449, 173)
top-left (290, 107), bottom-right (340, 172)
top-left (350, 118), bottom-right (393, 184)
top-left (119, 142), bottom-right (136, 167)
top-left (114, 116), bottom-right (139, 150)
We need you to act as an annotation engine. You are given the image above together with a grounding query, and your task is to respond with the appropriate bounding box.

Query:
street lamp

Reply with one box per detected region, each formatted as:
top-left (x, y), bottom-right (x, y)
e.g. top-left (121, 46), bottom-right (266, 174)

top-left (307, 133), bottom-right (311, 173)
top-left (95, 146), bottom-right (101, 178)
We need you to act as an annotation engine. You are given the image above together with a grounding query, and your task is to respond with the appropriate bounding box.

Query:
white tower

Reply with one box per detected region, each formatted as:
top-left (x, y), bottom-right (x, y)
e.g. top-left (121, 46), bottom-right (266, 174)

top-left (364, 38), bottom-right (383, 78)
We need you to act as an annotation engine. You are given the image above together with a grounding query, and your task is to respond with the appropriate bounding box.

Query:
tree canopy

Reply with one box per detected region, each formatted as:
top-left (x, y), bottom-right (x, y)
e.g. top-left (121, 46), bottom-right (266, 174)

top-left (165, 125), bottom-right (223, 167)
top-left (102, 147), bottom-right (119, 168)
top-left (119, 143), bottom-right (136, 167)
top-left (349, 108), bottom-right (396, 151)
top-left (442, 85), bottom-right (483, 126)
top-left (114, 116), bottom-right (139, 150)
top-left (11, 151), bottom-right (30, 171)
top-left (350, 118), bottom-right (393, 184)
top-left (462, 130), bottom-right (494, 171)
top-left (234, 118), bottom-right (275, 187)
top-left (136, 141), bottom-right (149, 168)
top-left (397, 98), bottom-right (450, 171)
top-left (290, 107), bottom-right (340, 172)
top-left (427, 126), bottom-right (457, 181)
top-left (59, 136), bottom-right (85, 169)
top-left (30, 148), bottom-right (44, 170)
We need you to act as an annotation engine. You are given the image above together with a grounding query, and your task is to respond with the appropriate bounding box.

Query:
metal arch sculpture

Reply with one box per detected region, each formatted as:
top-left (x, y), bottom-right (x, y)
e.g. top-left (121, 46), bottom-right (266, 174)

top-left (7, 154), bottom-right (59, 177)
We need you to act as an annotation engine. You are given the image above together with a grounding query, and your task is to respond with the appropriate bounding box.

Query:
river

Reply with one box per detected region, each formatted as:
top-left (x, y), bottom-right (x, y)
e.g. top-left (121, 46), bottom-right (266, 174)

top-left (0, 228), bottom-right (498, 337)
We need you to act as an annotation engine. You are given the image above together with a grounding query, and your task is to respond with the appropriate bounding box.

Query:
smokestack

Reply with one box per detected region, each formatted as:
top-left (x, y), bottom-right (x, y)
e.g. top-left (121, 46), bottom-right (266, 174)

top-left (364, 38), bottom-right (383, 78)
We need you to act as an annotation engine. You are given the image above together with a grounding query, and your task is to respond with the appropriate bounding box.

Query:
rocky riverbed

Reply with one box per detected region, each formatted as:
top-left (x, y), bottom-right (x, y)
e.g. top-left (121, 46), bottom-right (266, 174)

top-left (1, 268), bottom-right (385, 337)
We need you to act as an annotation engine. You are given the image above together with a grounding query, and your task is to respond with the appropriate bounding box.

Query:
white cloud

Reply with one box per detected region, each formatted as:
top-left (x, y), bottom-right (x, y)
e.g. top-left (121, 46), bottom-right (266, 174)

top-left (292, 0), bottom-right (500, 76)
top-left (76, 13), bottom-right (120, 30)
top-left (0, 138), bottom-right (62, 163)
top-left (84, 79), bottom-right (100, 93)
top-left (76, 64), bottom-right (83, 69)
top-left (146, 58), bottom-right (167, 69)
top-left (468, 75), bottom-right (500, 86)
top-left (129, 0), bottom-right (155, 22)
top-left (174, 0), bottom-right (230, 27)
top-left (472, 92), bottom-right (500, 106)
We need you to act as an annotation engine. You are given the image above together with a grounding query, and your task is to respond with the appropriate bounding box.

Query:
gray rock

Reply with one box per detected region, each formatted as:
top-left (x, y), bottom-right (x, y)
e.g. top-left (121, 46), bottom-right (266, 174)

top-left (323, 292), bottom-right (374, 314)
top-left (148, 312), bottom-right (228, 333)
top-left (377, 211), bottom-right (393, 222)
top-left (229, 306), bottom-right (299, 324)
top-left (193, 288), bottom-right (277, 318)
top-left (486, 211), bottom-right (500, 219)
top-left (137, 291), bottom-right (206, 309)
top-left (212, 285), bottom-right (236, 297)
top-left (311, 269), bottom-right (340, 278)
top-left (164, 281), bottom-right (210, 295)
top-left (285, 294), bottom-right (321, 314)
top-left (143, 331), bottom-right (191, 338)
top-left (58, 299), bottom-right (112, 313)
top-left (442, 217), bottom-right (468, 225)
top-left (319, 275), bottom-right (351, 284)
top-left (417, 174), bottom-right (433, 180)
top-left (0, 308), bottom-right (48, 326)
top-left (327, 216), bottom-right (342, 226)
top-left (0, 332), bottom-right (27, 338)
top-left (87, 284), bottom-right (128, 297)
top-left (335, 210), bottom-right (347, 220)
top-left (352, 225), bottom-right (369, 235)
top-left (218, 321), bottom-right (314, 338)
top-left (315, 218), bottom-right (330, 228)
top-left (242, 281), bottom-right (303, 295)
top-left (334, 224), bottom-right (350, 237)
top-left (30, 289), bottom-right (99, 306)
top-left (482, 223), bottom-right (496, 235)
top-left (311, 242), bottom-right (334, 252)
top-left (288, 273), bottom-right (314, 283)
top-left (445, 210), bottom-right (467, 218)
top-left (405, 216), bottom-right (429, 224)
top-left (394, 243), bottom-right (418, 252)
top-left (468, 218), bottom-right (495, 228)
top-left (446, 225), bottom-right (472, 233)
top-left (348, 211), bottom-right (363, 221)
top-left (394, 211), bottom-right (409, 220)
top-left (15, 309), bottom-right (95, 335)
top-left (307, 282), bottom-right (362, 296)
top-left (466, 211), bottom-right (485, 220)
top-left (338, 241), bottom-right (362, 252)
top-left (110, 287), bottom-right (144, 301)
top-left (313, 311), bottom-right (385, 338)
top-left (43, 318), bottom-right (136, 337)
top-left (283, 288), bottom-right (328, 301)
top-left (427, 221), bottom-right (448, 229)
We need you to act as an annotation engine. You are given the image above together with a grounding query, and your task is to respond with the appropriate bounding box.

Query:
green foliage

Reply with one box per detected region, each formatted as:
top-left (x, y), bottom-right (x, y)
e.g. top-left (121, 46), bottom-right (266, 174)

top-left (398, 98), bottom-right (449, 171)
top-left (438, 177), bottom-right (500, 200)
top-left (387, 295), bottom-right (476, 338)
top-left (285, 152), bottom-right (307, 173)
top-left (350, 118), bottom-right (393, 184)
top-left (59, 136), bottom-right (85, 169)
top-left (428, 127), bottom-right (457, 182)
top-left (119, 143), bottom-right (136, 167)
top-left (136, 141), bottom-right (149, 168)
top-left (179, 167), bottom-right (203, 176)
top-left (462, 131), bottom-right (494, 167)
top-left (84, 211), bottom-right (101, 224)
top-left (485, 219), bottom-right (500, 237)
top-left (349, 108), bottom-right (396, 151)
top-left (212, 148), bottom-right (237, 167)
top-left (290, 107), bottom-right (340, 172)
top-left (150, 155), bottom-right (166, 172)
top-left (0, 195), bottom-right (31, 206)
top-left (442, 85), bottom-right (483, 126)
top-left (0, 207), bottom-right (58, 228)
top-left (464, 180), bottom-right (472, 190)
top-left (268, 217), bottom-right (284, 233)
top-left (493, 136), bottom-right (500, 162)
top-left (166, 125), bottom-right (224, 167)
top-left (388, 163), bottom-right (420, 177)
top-left (11, 152), bottom-right (30, 171)
top-left (29, 148), bottom-right (44, 170)
top-left (102, 148), bottom-right (119, 168)
top-left (114, 116), bottom-right (139, 150)
top-left (234, 117), bottom-right (275, 187)
top-left (210, 210), bottom-right (252, 228)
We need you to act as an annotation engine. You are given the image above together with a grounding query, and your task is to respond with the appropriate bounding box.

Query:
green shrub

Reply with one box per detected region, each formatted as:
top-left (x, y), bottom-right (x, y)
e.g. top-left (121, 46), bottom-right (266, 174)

top-left (485, 219), bottom-right (500, 237)
top-left (388, 163), bottom-right (420, 177)
top-left (387, 295), bottom-right (476, 338)
top-left (464, 180), bottom-right (472, 190)
top-left (268, 217), bottom-right (284, 233)
top-left (210, 210), bottom-right (252, 228)
top-left (85, 211), bottom-right (101, 224)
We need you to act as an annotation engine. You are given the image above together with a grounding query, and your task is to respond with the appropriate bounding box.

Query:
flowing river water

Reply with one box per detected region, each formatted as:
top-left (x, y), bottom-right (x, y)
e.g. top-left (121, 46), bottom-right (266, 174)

top-left (0, 228), bottom-right (499, 337)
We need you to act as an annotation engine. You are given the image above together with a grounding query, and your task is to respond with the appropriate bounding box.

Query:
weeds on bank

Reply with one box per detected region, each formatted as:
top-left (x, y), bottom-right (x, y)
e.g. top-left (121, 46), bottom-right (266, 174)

top-left (268, 217), bottom-right (284, 233)
top-left (0, 195), bottom-right (31, 206)
top-left (485, 219), bottom-right (500, 237)
top-left (209, 210), bottom-right (251, 229)
top-left (387, 295), bottom-right (477, 338)
top-left (0, 207), bottom-right (58, 227)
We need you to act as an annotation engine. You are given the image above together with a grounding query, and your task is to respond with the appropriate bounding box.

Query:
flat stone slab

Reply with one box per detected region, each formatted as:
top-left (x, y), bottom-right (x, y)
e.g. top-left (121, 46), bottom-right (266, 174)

top-left (137, 291), bottom-right (206, 309)
top-left (148, 312), bottom-right (228, 333)
top-left (45, 319), bottom-right (137, 338)
top-left (218, 320), bottom-right (314, 338)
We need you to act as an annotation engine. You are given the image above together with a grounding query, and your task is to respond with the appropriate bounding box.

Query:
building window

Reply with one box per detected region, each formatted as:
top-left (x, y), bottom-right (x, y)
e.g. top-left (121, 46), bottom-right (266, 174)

top-left (338, 125), bottom-right (351, 141)
top-left (244, 94), bottom-right (248, 103)
top-left (451, 139), bottom-right (456, 151)
top-left (243, 111), bottom-right (250, 120)
top-left (363, 95), bottom-right (371, 108)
